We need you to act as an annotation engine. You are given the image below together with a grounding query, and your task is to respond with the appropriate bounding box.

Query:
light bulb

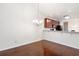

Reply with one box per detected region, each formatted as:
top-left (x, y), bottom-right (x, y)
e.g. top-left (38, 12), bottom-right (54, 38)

top-left (64, 15), bottom-right (71, 19)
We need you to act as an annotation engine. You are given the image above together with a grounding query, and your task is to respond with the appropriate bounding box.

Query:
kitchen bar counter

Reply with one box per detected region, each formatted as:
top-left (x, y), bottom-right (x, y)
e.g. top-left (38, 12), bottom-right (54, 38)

top-left (43, 30), bottom-right (79, 49)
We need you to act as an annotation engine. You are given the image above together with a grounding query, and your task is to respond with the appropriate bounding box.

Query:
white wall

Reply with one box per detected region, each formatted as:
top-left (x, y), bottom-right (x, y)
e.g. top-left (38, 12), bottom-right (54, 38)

top-left (68, 18), bottom-right (79, 32)
top-left (0, 3), bottom-right (42, 51)
top-left (60, 18), bottom-right (79, 32)
top-left (43, 31), bottom-right (79, 49)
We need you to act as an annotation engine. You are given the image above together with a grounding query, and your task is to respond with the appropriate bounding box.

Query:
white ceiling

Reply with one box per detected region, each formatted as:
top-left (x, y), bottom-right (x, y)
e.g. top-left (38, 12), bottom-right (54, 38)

top-left (38, 3), bottom-right (79, 21)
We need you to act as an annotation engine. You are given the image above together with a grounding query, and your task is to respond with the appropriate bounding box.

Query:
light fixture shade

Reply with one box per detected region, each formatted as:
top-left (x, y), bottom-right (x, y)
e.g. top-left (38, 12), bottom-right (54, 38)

top-left (63, 15), bottom-right (71, 19)
top-left (33, 19), bottom-right (43, 25)
top-left (33, 19), bottom-right (39, 24)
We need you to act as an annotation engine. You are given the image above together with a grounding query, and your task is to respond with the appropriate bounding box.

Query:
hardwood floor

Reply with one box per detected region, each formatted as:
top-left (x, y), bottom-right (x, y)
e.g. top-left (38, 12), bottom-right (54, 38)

top-left (42, 40), bottom-right (79, 56)
top-left (0, 40), bottom-right (79, 56)
top-left (0, 41), bottom-right (44, 56)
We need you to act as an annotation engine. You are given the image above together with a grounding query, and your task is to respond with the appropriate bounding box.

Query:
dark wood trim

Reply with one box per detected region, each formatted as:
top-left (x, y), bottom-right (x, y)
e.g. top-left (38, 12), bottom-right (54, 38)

top-left (44, 18), bottom-right (59, 28)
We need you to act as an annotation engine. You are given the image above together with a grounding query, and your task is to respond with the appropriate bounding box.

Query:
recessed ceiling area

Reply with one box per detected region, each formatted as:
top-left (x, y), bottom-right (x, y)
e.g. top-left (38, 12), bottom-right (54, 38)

top-left (38, 3), bottom-right (79, 20)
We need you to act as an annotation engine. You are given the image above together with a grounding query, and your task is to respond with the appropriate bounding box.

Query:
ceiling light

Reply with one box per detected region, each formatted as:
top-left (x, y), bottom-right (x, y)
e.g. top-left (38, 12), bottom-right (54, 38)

top-left (63, 15), bottom-right (71, 19)
top-left (33, 19), bottom-right (43, 25)
top-left (47, 19), bottom-right (50, 22)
